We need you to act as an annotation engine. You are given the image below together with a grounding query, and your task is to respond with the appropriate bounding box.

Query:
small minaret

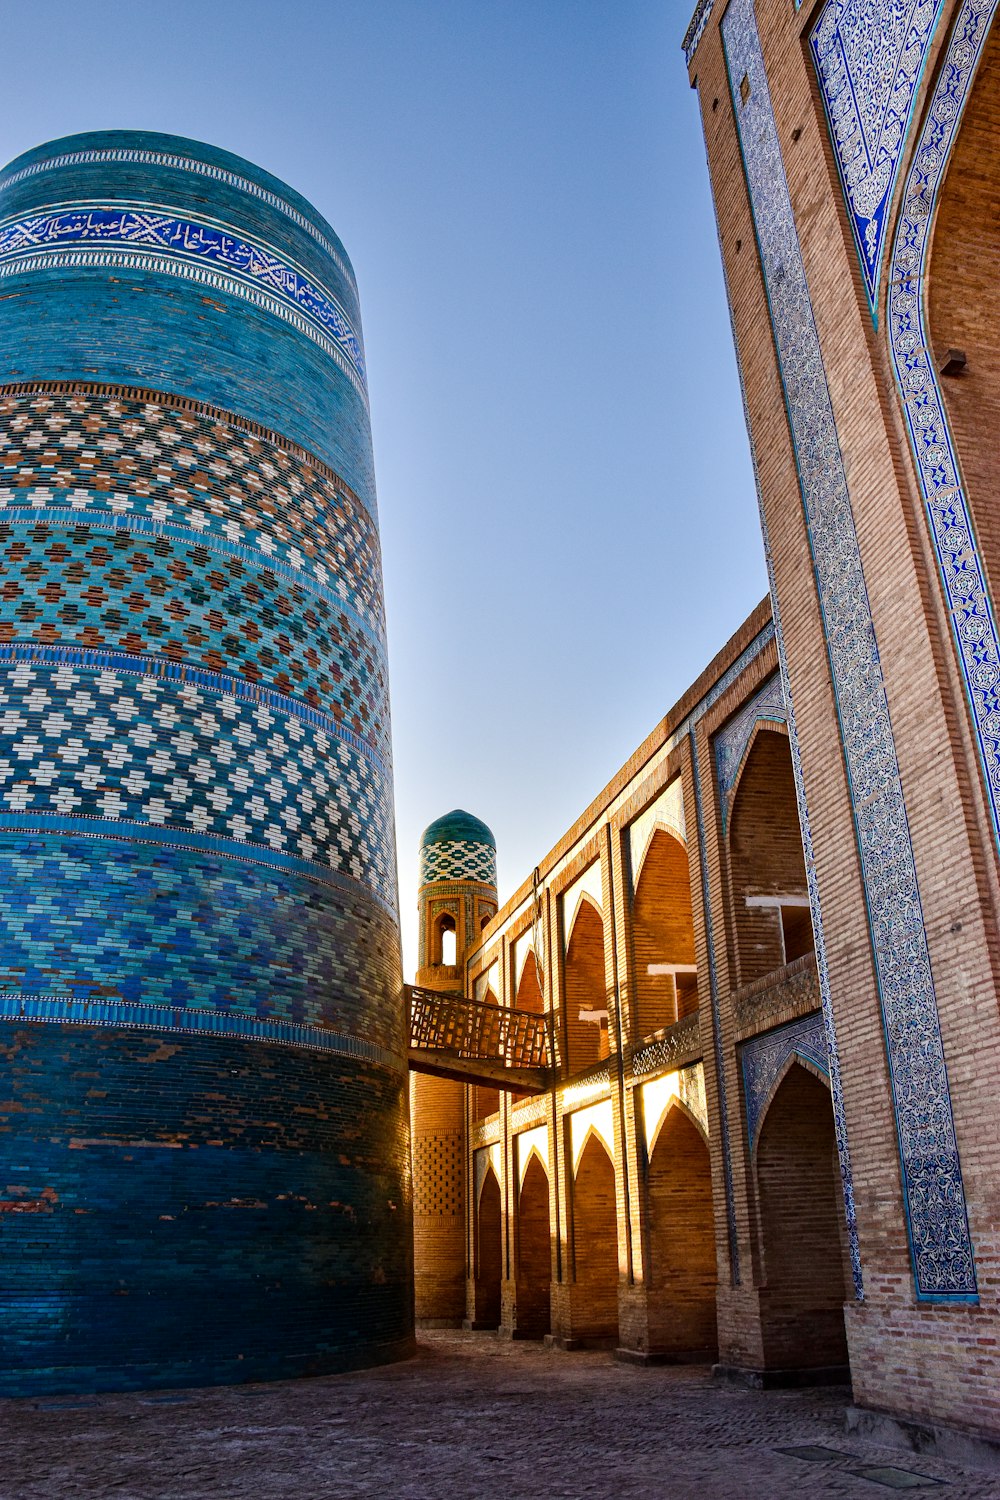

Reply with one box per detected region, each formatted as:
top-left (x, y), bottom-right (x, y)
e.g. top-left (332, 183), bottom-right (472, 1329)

top-left (412, 810), bottom-right (497, 1323)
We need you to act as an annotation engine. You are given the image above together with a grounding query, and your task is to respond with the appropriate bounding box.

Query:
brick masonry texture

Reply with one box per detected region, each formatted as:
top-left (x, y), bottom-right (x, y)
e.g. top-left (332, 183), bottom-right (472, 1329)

top-left (0, 1024), bottom-right (412, 1395)
top-left (687, 0), bottom-right (1000, 1441)
top-left (0, 130), bottom-right (411, 1393)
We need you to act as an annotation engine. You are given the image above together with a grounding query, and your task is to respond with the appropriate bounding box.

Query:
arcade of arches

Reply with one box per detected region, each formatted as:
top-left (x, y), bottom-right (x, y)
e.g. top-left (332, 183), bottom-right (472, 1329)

top-left (415, 603), bottom-right (856, 1379)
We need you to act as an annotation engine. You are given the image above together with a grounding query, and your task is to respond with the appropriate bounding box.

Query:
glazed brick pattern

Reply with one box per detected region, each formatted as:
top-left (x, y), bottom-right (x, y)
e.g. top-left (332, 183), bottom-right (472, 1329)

top-left (0, 268), bottom-right (375, 510)
top-left (0, 835), bottom-right (403, 1052)
top-left (0, 1023), bottom-right (413, 1394)
top-left (0, 389), bottom-right (385, 639)
top-left (0, 655), bottom-right (395, 905)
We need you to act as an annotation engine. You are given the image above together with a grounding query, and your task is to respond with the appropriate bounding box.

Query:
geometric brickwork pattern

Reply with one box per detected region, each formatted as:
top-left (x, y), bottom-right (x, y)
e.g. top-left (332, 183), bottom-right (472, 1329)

top-left (0, 208), bottom-right (368, 402)
top-left (0, 651), bottom-right (395, 909)
top-left (413, 1133), bottom-right (464, 1216)
top-left (713, 671), bottom-right (786, 829)
top-left (810, 0), bottom-right (945, 311)
top-left (0, 390), bottom-right (390, 759)
top-left (418, 838), bottom-right (496, 888)
top-left (723, 0), bottom-right (976, 1300)
top-left (888, 0), bottom-right (1000, 850)
top-left (0, 836), bottom-right (403, 1061)
top-left (740, 1012), bottom-right (829, 1150)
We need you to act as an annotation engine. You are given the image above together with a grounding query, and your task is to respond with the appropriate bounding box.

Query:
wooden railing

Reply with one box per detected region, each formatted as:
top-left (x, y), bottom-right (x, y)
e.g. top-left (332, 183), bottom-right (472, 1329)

top-left (406, 985), bottom-right (551, 1092)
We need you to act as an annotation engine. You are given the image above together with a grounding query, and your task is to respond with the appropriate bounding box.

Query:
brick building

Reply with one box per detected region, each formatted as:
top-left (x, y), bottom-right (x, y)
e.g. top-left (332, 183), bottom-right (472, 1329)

top-left (411, 0), bottom-right (1000, 1456)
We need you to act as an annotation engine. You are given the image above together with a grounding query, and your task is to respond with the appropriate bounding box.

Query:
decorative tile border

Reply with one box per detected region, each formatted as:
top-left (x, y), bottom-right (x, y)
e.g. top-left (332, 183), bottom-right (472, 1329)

top-left (888, 0), bottom-right (1000, 846)
top-left (723, 0), bottom-right (976, 1300)
top-left (683, 0), bottom-right (715, 65)
top-left (714, 672), bottom-right (786, 829)
top-left (0, 208), bottom-right (366, 401)
top-left (810, 0), bottom-right (945, 313)
top-left (701, 62), bottom-right (863, 1300)
top-left (741, 1012), bottom-right (828, 1149)
top-left (0, 145), bottom-right (358, 295)
top-left (0, 991), bottom-right (402, 1068)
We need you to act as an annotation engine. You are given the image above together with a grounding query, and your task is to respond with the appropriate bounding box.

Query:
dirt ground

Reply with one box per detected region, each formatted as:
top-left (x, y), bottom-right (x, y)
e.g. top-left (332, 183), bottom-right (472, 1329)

top-left (1, 1330), bottom-right (996, 1499)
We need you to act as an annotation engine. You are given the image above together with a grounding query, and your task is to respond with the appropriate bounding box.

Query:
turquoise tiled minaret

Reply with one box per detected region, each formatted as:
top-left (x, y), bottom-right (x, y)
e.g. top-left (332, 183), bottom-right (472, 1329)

top-left (0, 131), bottom-right (412, 1394)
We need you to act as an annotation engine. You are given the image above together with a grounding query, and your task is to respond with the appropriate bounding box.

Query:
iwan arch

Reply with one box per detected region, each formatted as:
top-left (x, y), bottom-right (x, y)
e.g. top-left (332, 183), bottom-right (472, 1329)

top-left (410, 0), bottom-right (1000, 1457)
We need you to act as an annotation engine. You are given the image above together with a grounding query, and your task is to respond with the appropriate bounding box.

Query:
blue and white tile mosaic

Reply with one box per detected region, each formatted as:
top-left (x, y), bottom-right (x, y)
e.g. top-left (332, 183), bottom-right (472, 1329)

top-left (888, 0), bottom-right (1000, 848)
top-left (0, 144), bottom-right (359, 294)
top-left (714, 672), bottom-right (786, 829)
top-left (810, 0), bottom-right (945, 313)
top-left (419, 838), bottom-right (496, 887)
top-left (741, 1012), bottom-right (829, 1149)
top-left (0, 209), bottom-right (367, 402)
top-left (723, 0), bottom-right (976, 1300)
top-left (683, 0), bottom-right (715, 65)
top-left (0, 653), bottom-right (396, 909)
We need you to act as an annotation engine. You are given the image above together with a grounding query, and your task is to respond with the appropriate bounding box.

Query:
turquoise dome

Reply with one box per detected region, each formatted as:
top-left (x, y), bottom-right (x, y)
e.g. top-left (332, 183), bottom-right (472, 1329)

top-left (419, 809), bottom-right (496, 850)
top-left (418, 810), bottom-right (497, 889)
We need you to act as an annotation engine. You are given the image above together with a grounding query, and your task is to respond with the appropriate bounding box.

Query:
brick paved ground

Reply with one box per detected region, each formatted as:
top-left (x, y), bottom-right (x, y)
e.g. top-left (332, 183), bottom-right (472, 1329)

top-left (2, 1331), bottom-right (997, 1499)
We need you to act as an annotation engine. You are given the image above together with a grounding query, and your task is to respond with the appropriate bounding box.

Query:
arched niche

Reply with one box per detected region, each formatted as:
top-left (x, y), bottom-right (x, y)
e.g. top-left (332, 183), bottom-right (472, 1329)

top-left (728, 726), bottom-right (812, 986)
top-left (632, 826), bottom-right (698, 1040)
top-left (563, 895), bottom-right (608, 1074)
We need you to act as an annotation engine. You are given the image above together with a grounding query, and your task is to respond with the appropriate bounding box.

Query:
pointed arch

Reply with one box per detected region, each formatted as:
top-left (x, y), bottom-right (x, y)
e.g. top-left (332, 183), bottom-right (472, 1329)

top-left (564, 888), bottom-right (603, 951)
top-left (727, 717), bottom-right (790, 824)
top-left (631, 825), bottom-right (698, 1039)
top-left (571, 1130), bottom-right (620, 1342)
top-left (632, 819), bottom-right (687, 892)
top-left (515, 1152), bottom-right (551, 1337)
top-left (563, 894), bottom-right (608, 1075)
top-left (751, 1049), bottom-right (830, 1157)
top-left (515, 949), bottom-right (544, 1016)
top-left (728, 725), bottom-right (811, 984)
top-left (646, 1091), bottom-right (709, 1163)
top-left (645, 1097), bottom-right (717, 1356)
top-left (753, 1060), bottom-right (850, 1371)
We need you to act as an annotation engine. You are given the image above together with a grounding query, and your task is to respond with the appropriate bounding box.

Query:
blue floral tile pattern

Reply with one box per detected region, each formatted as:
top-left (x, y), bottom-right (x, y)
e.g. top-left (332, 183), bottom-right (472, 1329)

top-left (723, 0), bottom-right (976, 1301)
top-left (888, 0), bottom-right (1000, 846)
top-left (714, 672), bottom-right (786, 830)
top-left (810, 0), bottom-right (945, 313)
top-left (741, 1012), bottom-right (829, 1149)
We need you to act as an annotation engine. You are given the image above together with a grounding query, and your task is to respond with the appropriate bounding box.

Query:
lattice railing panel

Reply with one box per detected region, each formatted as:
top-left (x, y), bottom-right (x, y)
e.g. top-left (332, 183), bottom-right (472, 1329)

top-left (406, 985), bottom-right (551, 1085)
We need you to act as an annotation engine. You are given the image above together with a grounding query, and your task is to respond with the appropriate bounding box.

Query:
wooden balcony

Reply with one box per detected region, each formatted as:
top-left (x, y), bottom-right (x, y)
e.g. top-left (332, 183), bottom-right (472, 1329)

top-left (406, 984), bottom-right (552, 1092)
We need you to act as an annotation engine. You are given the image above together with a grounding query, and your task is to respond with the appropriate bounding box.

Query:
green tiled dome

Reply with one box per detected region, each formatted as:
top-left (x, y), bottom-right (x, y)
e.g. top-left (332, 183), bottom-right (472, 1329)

top-left (418, 810), bottom-right (497, 889)
top-left (419, 810), bottom-right (496, 850)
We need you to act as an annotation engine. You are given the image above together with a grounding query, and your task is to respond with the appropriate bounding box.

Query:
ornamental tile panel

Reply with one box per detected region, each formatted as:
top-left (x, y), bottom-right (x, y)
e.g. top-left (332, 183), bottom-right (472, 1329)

top-left (741, 1012), bottom-right (829, 1149)
top-left (723, 0), bottom-right (975, 1300)
top-left (888, 0), bottom-right (1000, 848)
top-left (810, 0), bottom-right (944, 311)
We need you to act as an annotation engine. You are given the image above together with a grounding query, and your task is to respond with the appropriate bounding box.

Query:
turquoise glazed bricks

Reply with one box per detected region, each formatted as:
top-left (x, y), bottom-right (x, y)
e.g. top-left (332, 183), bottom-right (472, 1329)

top-left (0, 131), bottom-right (412, 1393)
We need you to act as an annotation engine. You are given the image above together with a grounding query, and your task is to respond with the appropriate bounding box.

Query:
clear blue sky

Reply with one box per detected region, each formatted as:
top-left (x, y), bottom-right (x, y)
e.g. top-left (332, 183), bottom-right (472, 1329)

top-left (1, 0), bottom-right (767, 974)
